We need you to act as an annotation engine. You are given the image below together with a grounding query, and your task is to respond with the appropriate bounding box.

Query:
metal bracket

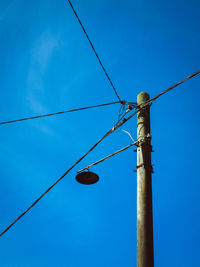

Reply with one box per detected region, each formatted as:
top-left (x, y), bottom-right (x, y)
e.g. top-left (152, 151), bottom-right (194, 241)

top-left (133, 164), bottom-right (154, 173)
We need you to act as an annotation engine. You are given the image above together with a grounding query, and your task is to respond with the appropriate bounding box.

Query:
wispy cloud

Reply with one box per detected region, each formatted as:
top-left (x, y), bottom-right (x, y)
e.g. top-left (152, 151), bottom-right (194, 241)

top-left (35, 32), bottom-right (60, 74)
top-left (26, 31), bottom-right (60, 134)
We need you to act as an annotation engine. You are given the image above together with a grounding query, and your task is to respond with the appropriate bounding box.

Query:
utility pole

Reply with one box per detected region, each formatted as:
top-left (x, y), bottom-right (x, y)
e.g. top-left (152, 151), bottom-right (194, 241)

top-left (137, 92), bottom-right (154, 267)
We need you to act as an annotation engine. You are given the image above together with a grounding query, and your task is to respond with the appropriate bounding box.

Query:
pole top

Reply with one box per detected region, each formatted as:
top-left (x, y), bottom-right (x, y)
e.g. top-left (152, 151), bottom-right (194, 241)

top-left (137, 92), bottom-right (150, 104)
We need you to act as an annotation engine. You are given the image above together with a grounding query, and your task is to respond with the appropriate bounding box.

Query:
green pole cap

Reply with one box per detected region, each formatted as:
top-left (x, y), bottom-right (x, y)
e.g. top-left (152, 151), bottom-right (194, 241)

top-left (137, 92), bottom-right (150, 104)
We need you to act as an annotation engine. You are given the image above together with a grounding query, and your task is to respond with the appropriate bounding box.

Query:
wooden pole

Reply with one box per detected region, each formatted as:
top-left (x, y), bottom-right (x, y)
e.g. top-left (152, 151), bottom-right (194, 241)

top-left (137, 92), bottom-right (154, 267)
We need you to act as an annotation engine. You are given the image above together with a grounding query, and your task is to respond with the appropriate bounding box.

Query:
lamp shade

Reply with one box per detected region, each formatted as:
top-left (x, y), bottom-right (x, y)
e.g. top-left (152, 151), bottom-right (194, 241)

top-left (76, 171), bottom-right (99, 185)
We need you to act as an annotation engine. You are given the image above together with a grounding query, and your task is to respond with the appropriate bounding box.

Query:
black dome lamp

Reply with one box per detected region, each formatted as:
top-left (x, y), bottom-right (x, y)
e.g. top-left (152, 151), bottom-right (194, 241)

top-left (76, 169), bottom-right (99, 185)
top-left (75, 140), bottom-right (137, 185)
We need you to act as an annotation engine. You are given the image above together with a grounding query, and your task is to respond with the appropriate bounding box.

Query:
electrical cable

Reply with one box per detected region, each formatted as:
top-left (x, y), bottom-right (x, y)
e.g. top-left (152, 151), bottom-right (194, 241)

top-left (0, 108), bottom-right (133, 237)
top-left (67, 0), bottom-right (122, 102)
top-left (120, 129), bottom-right (135, 143)
top-left (137, 70), bottom-right (200, 108)
top-left (0, 70), bottom-right (199, 237)
top-left (77, 141), bottom-right (138, 173)
top-left (118, 101), bottom-right (129, 121)
top-left (0, 101), bottom-right (120, 126)
top-left (149, 70), bottom-right (200, 103)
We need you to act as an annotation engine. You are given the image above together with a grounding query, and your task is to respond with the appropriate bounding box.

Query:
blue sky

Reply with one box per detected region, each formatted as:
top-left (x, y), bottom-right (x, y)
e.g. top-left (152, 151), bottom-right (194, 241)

top-left (0, 0), bottom-right (200, 266)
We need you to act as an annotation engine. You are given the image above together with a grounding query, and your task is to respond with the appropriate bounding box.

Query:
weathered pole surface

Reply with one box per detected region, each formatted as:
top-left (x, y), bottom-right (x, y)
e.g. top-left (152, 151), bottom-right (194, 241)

top-left (137, 92), bottom-right (154, 267)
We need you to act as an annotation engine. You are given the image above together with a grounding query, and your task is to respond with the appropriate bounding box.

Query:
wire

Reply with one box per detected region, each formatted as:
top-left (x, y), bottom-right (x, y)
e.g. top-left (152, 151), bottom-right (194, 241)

top-left (0, 101), bottom-right (120, 126)
top-left (67, 0), bottom-right (122, 102)
top-left (1, 70), bottom-right (199, 237)
top-left (121, 129), bottom-right (135, 143)
top-left (116, 107), bottom-right (132, 125)
top-left (118, 104), bottom-right (125, 120)
top-left (137, 70), bottom-right (200, 108)
top-left (150, 70), bottom-right (200, 103)
top-left (118, 101), bottom-right (129, 121)
top-left (0, 108), bottom-right (134, 237)
top-left (77, 141), bottom-right (138, 173)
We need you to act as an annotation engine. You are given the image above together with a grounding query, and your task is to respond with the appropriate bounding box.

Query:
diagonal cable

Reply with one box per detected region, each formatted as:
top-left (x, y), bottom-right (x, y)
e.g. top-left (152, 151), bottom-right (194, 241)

top-left (0, 108), bottom-right (133, 237)
top-left (67, 0), bottom-right (122, 102)
top-left (0, 101), bottom-right (120, 125)
top-left (137, 70), bottom-right (200, 108)
top-left (0, 70), bottom-right (199, 237)
top-left (77, 141), bottom-right (138, 173)
top-left (149, 70), bottom-right (200, 103)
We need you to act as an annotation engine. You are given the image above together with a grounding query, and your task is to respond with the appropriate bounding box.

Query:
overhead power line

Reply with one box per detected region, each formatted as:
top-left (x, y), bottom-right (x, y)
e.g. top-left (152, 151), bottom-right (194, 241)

top-left (0, 101), bottom-right (120, 126)
top-left (0, 70), bottom-right (199, 237)
top-left (67, 0), bottom-right (122, 102)
top-left (138, 70), bottom-right (200, 107)
top-left (149, 70), bottom-right (200, 103)
top-left (0, 108), bottom-right (133, 237)
top-left (3, 68), bottom-right (197, 127)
